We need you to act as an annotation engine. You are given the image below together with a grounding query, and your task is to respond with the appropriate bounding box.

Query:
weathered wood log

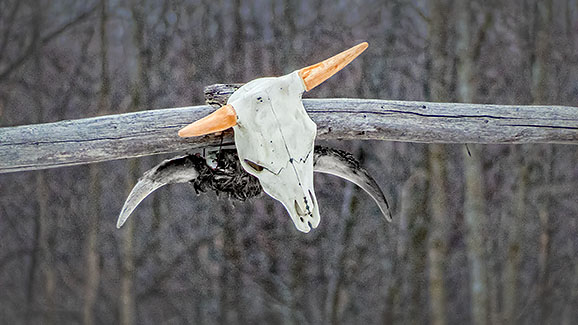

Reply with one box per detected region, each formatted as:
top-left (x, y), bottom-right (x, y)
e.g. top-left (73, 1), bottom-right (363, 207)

top-left (204, 83), bottom-right (243, 107)
top-left (0, 83), bottom-right (577, 173)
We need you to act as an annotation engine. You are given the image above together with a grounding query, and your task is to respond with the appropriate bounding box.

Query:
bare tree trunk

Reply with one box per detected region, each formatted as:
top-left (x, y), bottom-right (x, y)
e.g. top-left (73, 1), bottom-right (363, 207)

top-left (262, 201), bottom-right (285, 324)
top-left (405, 146), bottom-right (430, 325)
top-left (37, 97), bottom-right (56, 325)
top-left (119, 157), bottom-right (139, 325)
top-left (427, 144), bottom-right (449, 325)
top-left (427, 0), bottom-right (450, 102)
top-left (84, 165), bottom-right (101, 325)
top-left (231, 0), bottom-right (245, 82)
top-left (83, 1), bottom-right (109, 324)
top-left (456, 2), bottom-right (490, 324)
top-left (28, 2), bottom-right (56, 323)
top-left (462, 145), bottom-right (490, 324)
top-left (282, 0), bottom-right (297, 72)
top-left (537, 145), bottom-right (554, 323)
top-left (33, 171), bottom-right (56, 324)
top-left (390, 167), bottom-right (428, 324)
top-left (503, 148), bottom-right (527, 323)
top-left (531, 1), bottom-right (553, 323)
top-left (325, 157), bottom-right (359, 324)
top-left (564, 198), bottom-right (578, 324)
top-left (531, 0), bottom-right (552, 105)
top-left (426, 1), bottom-right (450, 323)
top-left (219, 202), bottom-right (245, 324)
top-left (27, 194), bottom-right (40, 319)
top-left (120, 190), bottom-right (136, 325)
top-left (290, 245), bottom-right (305, 325)
top-left (119, 2), bottom-right (152, 323)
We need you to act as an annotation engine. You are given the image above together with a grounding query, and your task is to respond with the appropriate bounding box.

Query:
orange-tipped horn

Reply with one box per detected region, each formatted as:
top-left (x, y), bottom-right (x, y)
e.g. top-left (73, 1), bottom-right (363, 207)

top-left (298, 42), bottom-right (368, 91)
top-left (178, 104), bottom-right (237, 137)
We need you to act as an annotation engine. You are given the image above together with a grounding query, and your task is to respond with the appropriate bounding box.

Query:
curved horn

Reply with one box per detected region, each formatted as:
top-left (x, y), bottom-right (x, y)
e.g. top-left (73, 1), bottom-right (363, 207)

top-left (117, 155), bottom-right (200, 228)
top-left (299, 42), bottom-right (368, 91)
top-left (178, 104), bottom-right (237, 137)
top-left (117, 145), bottom-right (391, 228)
top-left (313, 146), bottom-right (392, 221)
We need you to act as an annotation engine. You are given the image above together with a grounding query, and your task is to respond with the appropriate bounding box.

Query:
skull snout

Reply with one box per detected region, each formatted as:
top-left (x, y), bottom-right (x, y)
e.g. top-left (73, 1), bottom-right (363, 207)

top-left (293, 189), bottom-right (318, 232)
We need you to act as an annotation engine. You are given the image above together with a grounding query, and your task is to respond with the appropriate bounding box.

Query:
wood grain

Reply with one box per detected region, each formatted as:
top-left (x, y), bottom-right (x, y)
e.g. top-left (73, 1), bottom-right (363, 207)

top-left (1, 84), bottom-right (576, 173)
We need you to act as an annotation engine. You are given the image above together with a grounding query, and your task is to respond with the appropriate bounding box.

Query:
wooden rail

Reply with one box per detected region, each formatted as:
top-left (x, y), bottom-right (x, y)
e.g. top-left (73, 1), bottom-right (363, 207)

top-left (1, 84), bottom-right (577, 173)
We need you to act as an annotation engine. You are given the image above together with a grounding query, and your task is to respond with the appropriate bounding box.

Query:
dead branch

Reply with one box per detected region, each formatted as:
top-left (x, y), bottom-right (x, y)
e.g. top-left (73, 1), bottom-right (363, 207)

top-left (0, 84), bottom-right (576, 174)
top-left (0, 4), bottom-right (98, 81)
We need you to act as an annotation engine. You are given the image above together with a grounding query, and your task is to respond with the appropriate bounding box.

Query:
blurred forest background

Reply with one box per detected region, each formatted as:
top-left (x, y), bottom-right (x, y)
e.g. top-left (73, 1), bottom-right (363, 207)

top-left (1, 0), bottom-right (577, 324)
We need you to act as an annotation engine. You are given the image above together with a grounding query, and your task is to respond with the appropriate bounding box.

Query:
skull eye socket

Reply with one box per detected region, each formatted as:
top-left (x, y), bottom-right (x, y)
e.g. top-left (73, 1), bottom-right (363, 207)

top-left (244, 159), bottom-right (264, 172)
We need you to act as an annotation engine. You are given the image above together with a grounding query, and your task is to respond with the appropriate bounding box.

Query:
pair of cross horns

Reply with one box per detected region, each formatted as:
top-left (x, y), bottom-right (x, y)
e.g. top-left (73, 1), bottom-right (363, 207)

top-left (118, 42), bottom-right (390, 233)
top-left (178, 42), bottom-right (368, 138)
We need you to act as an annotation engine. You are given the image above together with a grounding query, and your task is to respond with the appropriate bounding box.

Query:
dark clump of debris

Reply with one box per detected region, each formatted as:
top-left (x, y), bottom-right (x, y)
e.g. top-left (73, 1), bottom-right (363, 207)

top-left (190, 149), bottom-right (263, 201)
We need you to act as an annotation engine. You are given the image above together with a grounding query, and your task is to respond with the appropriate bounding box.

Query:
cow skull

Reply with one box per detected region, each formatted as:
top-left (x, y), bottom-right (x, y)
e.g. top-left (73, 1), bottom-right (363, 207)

top-left (178, 43), bottom-right (368, 233)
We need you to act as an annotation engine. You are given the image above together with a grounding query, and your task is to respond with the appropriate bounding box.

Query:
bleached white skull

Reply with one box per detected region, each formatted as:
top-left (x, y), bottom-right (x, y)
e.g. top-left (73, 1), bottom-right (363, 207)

top-left (230, 71), bottom-right (318, 232)
top-left (179, 42), bottom-right (368, 232)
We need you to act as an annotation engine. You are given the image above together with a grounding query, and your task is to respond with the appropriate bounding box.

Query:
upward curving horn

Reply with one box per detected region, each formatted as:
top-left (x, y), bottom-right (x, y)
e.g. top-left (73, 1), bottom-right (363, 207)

top-left (312, 146), bottom-right (392, 221)
top-left (298, 42), bottom-right (368, 91)
top-left (116, 146), bottom-right (391, 229)
top-left (117, 155), bottom-right (201, 228)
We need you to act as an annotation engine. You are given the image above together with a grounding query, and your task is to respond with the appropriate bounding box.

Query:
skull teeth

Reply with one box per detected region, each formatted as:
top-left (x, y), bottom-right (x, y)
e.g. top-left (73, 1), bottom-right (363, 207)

top-left (294, 200), bottom-right (307, 216)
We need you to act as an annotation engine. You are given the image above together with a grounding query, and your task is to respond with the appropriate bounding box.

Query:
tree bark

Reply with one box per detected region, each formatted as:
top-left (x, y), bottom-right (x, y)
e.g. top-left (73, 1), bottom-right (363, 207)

top-left (83, 1), bottom-right (108, 324)
top-left (427, 144), bottom-right (449, 325)
top-left (456, 1), bottom-right (490, 324)
top-left (406, 160), bottom-right (429, 325)
top-left (28, 3), bottom-right (56, 323)
top-left (397, 166), bottom-right (428, 325)
top-left (119, 195), bottom-right (136, 325)
top-left (503, 148), bottom-right (527, 323)
top-left (83, 164), bottom-right (101, 325)
top-left (462, 145), bottom-right (490, 325)
top-left (531, 0), bottom-right (553, 105)
top-left (325, 144), bottom-right (361, 324)
top-left (219, 202), bottom-right (245, 324)
top-left (531, 1), bottom-right (554, 323)
top-left (537, 146), bottom-right (554, 324)
top-left (119, 2), bottom-right (151, 323)
top-left (427, 1), bottom-right (450, 323)
top-left (1, 95), bottom-right (576, 174)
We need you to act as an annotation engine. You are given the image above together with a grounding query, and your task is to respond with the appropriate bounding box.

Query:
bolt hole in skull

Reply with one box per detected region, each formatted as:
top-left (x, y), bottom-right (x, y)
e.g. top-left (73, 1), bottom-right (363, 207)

top-left (117, 42), bottom-right (392, 233)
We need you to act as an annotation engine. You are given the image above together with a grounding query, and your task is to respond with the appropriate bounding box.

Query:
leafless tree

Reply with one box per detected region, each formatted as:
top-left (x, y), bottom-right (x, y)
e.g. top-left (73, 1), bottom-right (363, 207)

top-left (1, 0), bottom-right (577, 324)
